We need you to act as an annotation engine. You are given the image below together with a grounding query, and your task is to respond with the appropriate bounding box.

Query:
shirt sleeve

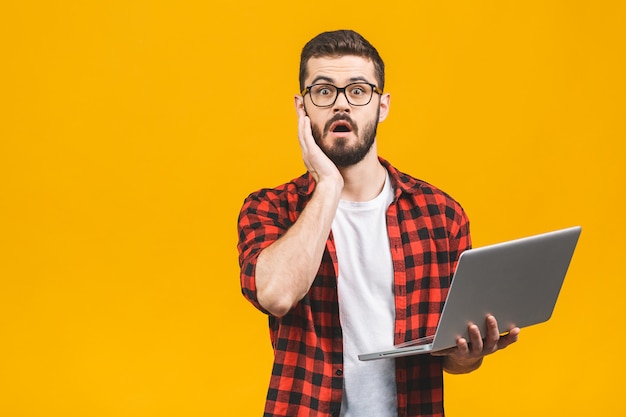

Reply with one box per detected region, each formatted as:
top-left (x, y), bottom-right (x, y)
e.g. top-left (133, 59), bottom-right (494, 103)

top-left (447, 203), bottom-right (472, 276)
top-left (237, 190), bottom-right (289, 314)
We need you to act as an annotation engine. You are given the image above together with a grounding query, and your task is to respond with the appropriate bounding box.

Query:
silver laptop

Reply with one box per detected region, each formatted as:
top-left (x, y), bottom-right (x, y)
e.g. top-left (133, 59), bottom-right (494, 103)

top-left (358, 226), bottom-right (581, 361)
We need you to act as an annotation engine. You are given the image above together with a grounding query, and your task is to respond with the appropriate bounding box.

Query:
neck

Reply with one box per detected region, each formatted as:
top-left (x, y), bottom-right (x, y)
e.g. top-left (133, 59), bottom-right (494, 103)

top-left (337, 143), bottom-right (386, 202)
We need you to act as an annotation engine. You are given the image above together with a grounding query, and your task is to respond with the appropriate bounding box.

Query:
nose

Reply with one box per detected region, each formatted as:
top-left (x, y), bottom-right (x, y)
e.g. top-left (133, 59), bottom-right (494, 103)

top-left (332, 90), bottom-right (351, 113)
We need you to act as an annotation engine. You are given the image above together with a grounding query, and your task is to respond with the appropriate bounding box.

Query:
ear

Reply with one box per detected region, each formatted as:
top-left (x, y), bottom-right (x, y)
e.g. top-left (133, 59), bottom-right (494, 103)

top-left (294, 94), bottom-right (304, 114)
top-left (378, 93), bottom-right (391, 123)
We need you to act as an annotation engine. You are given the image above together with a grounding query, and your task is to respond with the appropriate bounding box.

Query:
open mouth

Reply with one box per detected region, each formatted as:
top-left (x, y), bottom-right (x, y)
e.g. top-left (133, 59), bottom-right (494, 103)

top-left (330, 121), bottom-right (353, 133)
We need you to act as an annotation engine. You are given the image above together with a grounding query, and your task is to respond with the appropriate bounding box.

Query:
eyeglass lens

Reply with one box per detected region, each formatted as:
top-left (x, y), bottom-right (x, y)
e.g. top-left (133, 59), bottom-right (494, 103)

top-left (309, 83), bottom-right (374, 107)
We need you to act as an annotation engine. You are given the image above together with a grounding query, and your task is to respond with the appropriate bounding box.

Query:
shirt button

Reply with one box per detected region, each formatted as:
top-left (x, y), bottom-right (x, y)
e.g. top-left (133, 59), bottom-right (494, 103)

top-left (335, 368), bottom-right (343, 376)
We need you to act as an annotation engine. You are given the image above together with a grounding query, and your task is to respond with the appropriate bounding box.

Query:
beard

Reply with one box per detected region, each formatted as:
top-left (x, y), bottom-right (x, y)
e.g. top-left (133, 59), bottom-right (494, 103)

top-left (310, 110), bottom-right (379, 168)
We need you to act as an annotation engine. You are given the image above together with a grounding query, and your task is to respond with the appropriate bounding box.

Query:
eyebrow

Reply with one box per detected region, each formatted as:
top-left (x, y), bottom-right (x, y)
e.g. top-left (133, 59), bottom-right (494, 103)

top-left (309, 76), bottom-right (372, 85)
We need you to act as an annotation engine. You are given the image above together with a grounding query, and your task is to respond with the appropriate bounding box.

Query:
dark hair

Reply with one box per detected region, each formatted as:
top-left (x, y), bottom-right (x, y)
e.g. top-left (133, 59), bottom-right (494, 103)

top-left (299, 30), bottom-right (385, 91)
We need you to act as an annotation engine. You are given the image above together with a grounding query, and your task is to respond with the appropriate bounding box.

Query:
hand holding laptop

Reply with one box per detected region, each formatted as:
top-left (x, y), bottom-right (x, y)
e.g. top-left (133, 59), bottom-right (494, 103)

top-left (358, 226), bottom-right (580, 362)
top-left (432, 314), bottom-right (520, 373)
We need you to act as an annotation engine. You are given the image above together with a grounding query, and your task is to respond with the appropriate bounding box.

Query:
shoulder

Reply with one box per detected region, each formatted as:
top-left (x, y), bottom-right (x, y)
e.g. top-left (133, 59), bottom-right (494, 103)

top-left (382, 158), bottom-right (461, 202)
top-left (239, 172), bottom-right (314, 222)
top-left (243, 172), bottom-right (312, 204)
top-left (381, 157), bottom-right (468, 223)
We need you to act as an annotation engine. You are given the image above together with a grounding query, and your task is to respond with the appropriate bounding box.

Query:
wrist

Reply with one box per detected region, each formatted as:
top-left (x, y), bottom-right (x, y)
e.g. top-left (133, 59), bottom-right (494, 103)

top-left (314, 175), bottom-right (344, 198)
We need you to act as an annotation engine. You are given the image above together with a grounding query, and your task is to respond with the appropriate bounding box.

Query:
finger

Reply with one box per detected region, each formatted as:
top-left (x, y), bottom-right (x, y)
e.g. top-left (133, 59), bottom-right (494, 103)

top-left (456, 336), bottom-right (471, 355)
top-left (295, 96), bottom-right (307, 127)
top-left (484, 315), bottom-right (501, 351)
top-left (297, 110), bottom-right (308, 149)
top-left (298, 115), bottom-right (315, 167)
top-left (498, 327), bottom-right (520, 350)
top-left (467, 324), bottom-right (483, 353)
top-left (302, 115), bottom-right (313, 145)
top-left (300, 116), bottom-right (314, 149)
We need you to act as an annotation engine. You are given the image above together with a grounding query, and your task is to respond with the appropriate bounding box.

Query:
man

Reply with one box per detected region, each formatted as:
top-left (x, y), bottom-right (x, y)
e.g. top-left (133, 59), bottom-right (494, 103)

top-left (237, 30), bottom-right (519, 417)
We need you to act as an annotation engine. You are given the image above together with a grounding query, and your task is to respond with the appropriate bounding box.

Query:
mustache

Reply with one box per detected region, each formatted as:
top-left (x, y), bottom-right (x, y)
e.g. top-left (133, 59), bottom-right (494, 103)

top-left (323, 113), bottom-right (357, 136)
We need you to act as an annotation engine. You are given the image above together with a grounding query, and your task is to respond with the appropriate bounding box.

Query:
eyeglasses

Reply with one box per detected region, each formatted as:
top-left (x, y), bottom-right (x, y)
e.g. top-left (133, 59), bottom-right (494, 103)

top-left (301, 82), bottom-right (383, 107)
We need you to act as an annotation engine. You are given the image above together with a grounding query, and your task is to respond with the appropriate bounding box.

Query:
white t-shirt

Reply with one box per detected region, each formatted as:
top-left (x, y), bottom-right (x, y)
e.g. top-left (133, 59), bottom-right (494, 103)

top-left (332, 172), bottom-right (397, 417)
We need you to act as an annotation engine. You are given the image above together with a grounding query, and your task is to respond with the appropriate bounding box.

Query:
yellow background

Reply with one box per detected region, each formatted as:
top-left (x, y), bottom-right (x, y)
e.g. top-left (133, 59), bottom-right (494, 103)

top-left (2, 1), bottom-right (625, 415)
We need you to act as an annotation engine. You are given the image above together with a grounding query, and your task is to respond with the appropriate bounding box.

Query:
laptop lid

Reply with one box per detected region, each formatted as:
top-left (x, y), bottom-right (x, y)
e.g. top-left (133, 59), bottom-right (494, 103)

top-left (358, 226), bottom-right (581, 361)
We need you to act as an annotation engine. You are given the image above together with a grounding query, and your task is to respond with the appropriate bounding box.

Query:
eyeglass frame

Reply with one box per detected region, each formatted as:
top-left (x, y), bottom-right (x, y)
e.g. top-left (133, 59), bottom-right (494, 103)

top-left (301, 82), bottom-right (384, 108)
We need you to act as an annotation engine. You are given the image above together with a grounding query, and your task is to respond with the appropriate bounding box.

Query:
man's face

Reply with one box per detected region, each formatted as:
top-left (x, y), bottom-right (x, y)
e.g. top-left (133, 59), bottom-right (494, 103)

top-left (298, 55), bottom-right (390, 167)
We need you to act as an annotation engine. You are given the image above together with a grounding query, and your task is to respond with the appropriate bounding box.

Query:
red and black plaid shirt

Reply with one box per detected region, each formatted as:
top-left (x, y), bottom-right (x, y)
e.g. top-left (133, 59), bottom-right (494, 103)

top-left (238, 158), bottom-right (471, 417)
